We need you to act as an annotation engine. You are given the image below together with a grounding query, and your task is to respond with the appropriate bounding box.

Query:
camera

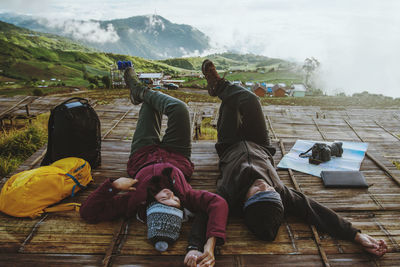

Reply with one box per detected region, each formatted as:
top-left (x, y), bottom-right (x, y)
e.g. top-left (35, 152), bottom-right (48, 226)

top-left (300, 142), bottom-right (343, 165)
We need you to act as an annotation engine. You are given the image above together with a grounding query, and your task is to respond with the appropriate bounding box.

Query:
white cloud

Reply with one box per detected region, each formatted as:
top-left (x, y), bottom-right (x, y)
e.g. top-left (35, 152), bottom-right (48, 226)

top-left (146, 14), bottom-right (165, 31)
top-left (1, 0), bottom-right (400, 97)
top-left (38, 18), bottom-right (120, 44)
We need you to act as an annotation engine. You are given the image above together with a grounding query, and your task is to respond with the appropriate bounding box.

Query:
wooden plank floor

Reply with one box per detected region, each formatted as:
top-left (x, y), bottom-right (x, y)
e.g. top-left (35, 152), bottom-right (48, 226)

top-left (0, 97), bottom-right (399, 266)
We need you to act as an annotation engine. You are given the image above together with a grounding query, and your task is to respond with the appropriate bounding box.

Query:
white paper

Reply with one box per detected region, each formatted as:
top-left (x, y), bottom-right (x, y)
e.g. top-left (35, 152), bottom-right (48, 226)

top-left (277, 140), bottom-right (368, 177)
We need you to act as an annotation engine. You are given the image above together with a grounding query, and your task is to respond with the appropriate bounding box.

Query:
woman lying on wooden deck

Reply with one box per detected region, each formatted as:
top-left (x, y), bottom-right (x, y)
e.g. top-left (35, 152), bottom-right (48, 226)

top-left (184, 59), bottom-right (388, 264)
top-left (80, 66), bottom-right (228, 267)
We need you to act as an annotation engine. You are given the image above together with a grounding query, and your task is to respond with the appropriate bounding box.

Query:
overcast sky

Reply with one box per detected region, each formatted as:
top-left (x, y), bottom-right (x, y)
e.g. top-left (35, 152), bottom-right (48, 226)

top-left (1, 0), bottom-right (399, 97)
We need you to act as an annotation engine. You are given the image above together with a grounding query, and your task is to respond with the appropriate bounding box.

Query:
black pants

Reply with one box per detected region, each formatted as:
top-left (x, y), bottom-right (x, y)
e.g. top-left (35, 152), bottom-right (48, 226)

top-left (215, 81), bottom-right (272, 157)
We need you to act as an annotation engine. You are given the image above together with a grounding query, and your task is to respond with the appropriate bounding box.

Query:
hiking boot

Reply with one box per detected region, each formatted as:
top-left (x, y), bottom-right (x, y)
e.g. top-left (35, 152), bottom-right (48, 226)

top-left (124, 67), bottom-right (148, 105)
top-left (202, 59), bottom-right (222, 96)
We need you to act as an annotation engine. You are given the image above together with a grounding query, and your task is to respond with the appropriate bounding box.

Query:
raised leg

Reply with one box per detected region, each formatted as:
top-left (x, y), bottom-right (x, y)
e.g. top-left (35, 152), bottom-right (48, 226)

top-left (215, 81), bottom-right (271, 156)
top-left (130, 102), bottom-right (162, 156)
top-left (125, 67), bottom-right (191, 159)
top-left (144, 90), bottom-right (192, 159)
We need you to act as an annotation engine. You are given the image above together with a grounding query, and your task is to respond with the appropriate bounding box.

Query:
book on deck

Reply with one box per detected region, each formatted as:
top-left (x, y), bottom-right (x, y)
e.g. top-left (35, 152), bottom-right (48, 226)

top-left (320, 171), bottom-right (368, 188)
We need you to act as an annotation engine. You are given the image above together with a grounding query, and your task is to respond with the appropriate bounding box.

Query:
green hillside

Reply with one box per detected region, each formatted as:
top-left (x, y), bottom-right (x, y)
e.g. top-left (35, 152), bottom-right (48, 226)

top-left (160, 53), bottom-right (303, 87)
top-left (0, 13), bottom-right (210, 59)
top-left (159, 52), bottom-right (292, 71)
top-left (0, 21), bottom-right (183, 93)
top-left (0, 20), bottom-right (304, 96)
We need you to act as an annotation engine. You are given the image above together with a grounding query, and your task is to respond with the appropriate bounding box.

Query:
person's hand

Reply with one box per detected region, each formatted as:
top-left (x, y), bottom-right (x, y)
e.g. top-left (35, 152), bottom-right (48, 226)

top-left (196, 236), bottom-right (216, 267)
top-left (196, 249), bottom-right (215, 267)
top-left (184, 250), bottom-right (203, 267)
top-left (354, 232), bottom-right (387, 256)
top-left (112, 177), bottom-right (138, 191)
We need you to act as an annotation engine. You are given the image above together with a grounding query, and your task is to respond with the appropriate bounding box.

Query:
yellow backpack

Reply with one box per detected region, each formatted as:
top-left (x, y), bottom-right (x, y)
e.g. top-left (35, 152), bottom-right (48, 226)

top-left (0, 157), bottom-right (93, 218)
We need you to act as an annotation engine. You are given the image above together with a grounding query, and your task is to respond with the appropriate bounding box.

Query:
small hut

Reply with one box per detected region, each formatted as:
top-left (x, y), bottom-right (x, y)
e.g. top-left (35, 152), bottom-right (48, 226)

top-left (272, 84), bottom-right (287, 97)
top-left (291, 84), bottom-right (307, 97)
top-left (252, 83), bottom-right (267, 97)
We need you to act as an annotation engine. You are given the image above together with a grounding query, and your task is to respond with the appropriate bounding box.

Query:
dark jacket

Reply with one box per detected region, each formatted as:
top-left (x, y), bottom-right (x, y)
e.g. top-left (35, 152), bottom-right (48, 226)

top-left (216, 140), bottom-right (359, 241)
top-left (80, 145), bottom-right (228, 243)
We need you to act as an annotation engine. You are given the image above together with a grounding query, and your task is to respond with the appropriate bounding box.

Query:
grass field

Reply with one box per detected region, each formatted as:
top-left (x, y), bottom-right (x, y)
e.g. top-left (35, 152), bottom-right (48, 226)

top-left (0, 113), bottom-right (49, 177)
top-left (0, 86), bottom-right (77, 97)
top-left (182, 69), bottom-right (302, 88)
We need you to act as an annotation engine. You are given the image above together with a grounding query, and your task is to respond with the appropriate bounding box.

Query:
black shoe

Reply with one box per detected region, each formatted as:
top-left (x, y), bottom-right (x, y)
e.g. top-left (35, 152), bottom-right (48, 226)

top-left (124, 67), bottom-right (147, 105)
top-left (202, 59), bottom-right (222, 96)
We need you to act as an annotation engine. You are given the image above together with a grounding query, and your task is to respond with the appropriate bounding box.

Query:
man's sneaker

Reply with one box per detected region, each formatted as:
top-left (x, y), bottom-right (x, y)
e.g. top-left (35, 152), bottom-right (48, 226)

top-left (202, 59), bottom-right (222, 96)
top-left (124, 67), bottom-right (147, 105)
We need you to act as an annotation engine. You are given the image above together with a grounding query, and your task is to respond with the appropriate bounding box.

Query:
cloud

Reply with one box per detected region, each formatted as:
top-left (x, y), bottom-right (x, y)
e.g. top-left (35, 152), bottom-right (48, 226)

top-left (146, 14), bottom-right (165, 31)
top-left (1, 0), bottom-right (400, 97)
top-left (39, 18), bottom-right (120, 44)
top-left (0, 0), bottom-right (53, 14)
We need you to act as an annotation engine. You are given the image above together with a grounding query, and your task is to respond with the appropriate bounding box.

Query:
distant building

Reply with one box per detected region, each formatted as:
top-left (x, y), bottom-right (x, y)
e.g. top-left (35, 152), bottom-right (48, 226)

top-left (245, 82), bottom-right (254, 90)
top-left (110, 62), bottom-right (165, 89)
top-left (138, 73), bottom-right (163, 79)
top-left (162, 79), bottom-right (185, 84)
top-left (278, 83), bottom-right (286, 87)
top-left (290, 84), bottom-right (307, 97)
top-left (182, 73), bottom-right (202, 78)
top-left (252, 83), bottom-right (267, 97)
top-left (265, 83), bottom-right (274, 95)
top-left (138, 73), bottom-right (163, 85)
top-left (272, 84), bottom-right (287, 97)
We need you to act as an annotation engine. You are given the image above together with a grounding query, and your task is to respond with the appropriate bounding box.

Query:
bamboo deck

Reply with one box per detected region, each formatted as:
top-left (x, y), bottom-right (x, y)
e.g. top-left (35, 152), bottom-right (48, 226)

top-left (0, 96), bottom-right (399, 266)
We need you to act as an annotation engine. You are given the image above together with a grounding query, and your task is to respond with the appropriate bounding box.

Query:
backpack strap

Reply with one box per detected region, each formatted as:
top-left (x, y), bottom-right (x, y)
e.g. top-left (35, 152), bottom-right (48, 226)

top-left (65, 161), bottom-right (88, 197)
top-left (65, 173), bottom-right (86, 197)
top-left (44, 203), bottom-right (81, 213)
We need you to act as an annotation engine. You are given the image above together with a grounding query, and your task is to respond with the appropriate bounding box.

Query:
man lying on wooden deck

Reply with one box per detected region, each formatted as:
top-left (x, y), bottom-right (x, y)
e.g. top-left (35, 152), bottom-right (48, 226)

top-left (183, 59), bottom-right (388, 266)
top-left (80, 65), bottom-right (228, 267)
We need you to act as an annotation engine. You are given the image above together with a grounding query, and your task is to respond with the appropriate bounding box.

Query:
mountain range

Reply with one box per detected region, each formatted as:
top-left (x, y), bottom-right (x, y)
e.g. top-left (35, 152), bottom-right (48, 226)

top-left (0, 20), bottom-right (183, 87)
top-left (0, 17), bottom-right (301, 93)
top-left (0, 13), bottom-right (210, 59)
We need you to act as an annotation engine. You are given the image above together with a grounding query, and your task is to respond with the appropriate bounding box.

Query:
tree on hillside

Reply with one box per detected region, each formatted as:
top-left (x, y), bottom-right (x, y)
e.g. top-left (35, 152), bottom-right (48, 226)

top-left (87, 76), bottom-right (99, 86)
top-left (102, 75), bottom-right (111, 89)
top-left (302, 57), bottom-right (320, 87)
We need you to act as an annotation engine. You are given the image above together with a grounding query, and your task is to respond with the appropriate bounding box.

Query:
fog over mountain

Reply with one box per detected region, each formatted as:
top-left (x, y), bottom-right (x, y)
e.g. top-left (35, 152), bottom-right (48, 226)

top-left (0, 13), bottom-right (210, 59)
top-left (0, 0), bottom-right (399, 97)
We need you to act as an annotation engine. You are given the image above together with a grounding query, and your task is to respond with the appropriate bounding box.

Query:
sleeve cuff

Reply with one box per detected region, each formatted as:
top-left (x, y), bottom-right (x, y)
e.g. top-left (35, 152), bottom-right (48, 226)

top-left (350, 228), bottom-right (361, 241)
top-left (206, 233), bottom-right (225, 246)
top-left (101, 178), bottom-right (121, 196)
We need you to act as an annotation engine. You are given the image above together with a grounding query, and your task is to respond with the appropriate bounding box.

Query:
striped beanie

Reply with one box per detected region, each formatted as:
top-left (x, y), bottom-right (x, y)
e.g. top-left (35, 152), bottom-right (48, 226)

top-left (146, 202), bottom-right (183, 251)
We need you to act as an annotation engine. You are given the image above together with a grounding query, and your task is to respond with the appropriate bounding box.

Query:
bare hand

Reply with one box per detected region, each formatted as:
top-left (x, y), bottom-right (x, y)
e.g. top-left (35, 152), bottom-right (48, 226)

top-left (197, 250), bottom-right (215, 267)
top-left (184, 250), bottom-right (203, 267)
top-left (196, 236), bottom-right (216, 267)
top-left (354, 232), bottom-right (387, 256)
top-left (112, 177), bottom-right (138, 191)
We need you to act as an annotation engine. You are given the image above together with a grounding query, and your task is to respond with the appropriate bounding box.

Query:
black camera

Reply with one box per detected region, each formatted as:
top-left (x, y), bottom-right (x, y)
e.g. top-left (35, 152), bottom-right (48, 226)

top-left (300, 142), bottom-right (343, 165)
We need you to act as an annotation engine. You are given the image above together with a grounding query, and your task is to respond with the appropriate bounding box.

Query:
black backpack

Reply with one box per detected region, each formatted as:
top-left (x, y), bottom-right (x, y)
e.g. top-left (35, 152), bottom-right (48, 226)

top-left (41, 97), bottom-right (101, 168)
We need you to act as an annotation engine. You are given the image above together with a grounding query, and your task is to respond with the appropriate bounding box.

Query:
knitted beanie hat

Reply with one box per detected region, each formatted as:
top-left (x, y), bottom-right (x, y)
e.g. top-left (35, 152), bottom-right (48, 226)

top-left (146, 202), bottom-right (183, 251)
top-left (243, 191), bottom-right (284, 241)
